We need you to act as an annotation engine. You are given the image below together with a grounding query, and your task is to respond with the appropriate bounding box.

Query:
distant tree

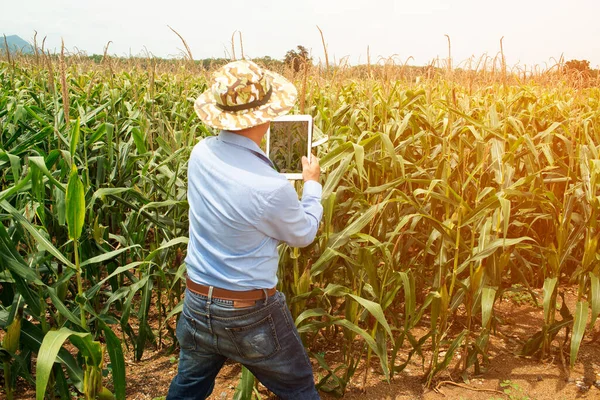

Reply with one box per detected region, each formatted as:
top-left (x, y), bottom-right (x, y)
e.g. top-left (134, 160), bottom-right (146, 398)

top-left (249, 56), bottom-right (279, 68)
top-left (89, 54), bottom-right (103, 63)
top-left (200, 58), bottom-right (230, 69)
top-left (284, 45), bottom-right (311, 72)
top-left (564, 59), bottom-right (591, 74)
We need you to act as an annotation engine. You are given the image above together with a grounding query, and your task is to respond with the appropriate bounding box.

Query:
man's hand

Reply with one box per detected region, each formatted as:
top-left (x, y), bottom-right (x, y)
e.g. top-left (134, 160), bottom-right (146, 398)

top-left (301, 154), bottom-right (320, 182)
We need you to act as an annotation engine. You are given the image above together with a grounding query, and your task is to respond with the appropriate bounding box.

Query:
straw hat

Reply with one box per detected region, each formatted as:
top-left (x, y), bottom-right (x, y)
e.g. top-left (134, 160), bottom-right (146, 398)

top-left (194, 60), bottom-right (298, 131)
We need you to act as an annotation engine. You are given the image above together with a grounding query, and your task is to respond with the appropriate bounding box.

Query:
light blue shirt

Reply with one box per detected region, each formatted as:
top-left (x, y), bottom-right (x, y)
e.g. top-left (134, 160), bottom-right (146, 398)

top-left (185, 130), bottom-right (323, 291)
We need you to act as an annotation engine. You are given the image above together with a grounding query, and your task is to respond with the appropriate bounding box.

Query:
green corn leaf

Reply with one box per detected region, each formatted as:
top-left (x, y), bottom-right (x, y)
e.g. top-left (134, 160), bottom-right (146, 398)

top-left (66, 167), bottom-right (85, 241)
top-left (0, 174), bottom-right (32, 204)
top-left (379, 132), bottom-right (400, 169)
top-left (4, 295), bottom-right (25, 331)
top-left (139, 200), bottom-right (187, 214)
top-left (319, 142), bottom-right (353, 168)
top-left (0, 261), bottom-right (41, 317)
top-left (582, 234), bottom-right (598, 270)
top-left (497, 195), bottom-right (511, 241)
top-left (322, 283), bottom-right (352, 297)
top-left (70, 117), bottom-right (81, 159)
top-left (44, 149), bottom-right (62, 169)
top-left (590, 273), bottom-right (600, 327)
top-left (457, 237), bottom-right (534, 274)
top-left (0, 200), bottom-right (75, 269)
top-left (293, 310), bottom-right (343, 338)
top-left (351, 143), bottom-right (365, 179)
top-left (79, 245), bottom-right (140, 268)
top-left (31, 160), bottom-right (43, 204)
top-left (543, 277), bottom-right (558, 323)
top-left (54, 186), bottom-right (66, 226)
top-left (120, 276), bottom-right (150, 327)
top-left (296, 267), bottom-right (311, 296)
top-left (46, 286), bottom-right (83, 327)
top-left (13, 319), bottom-right (84, 391)
top-left (570, 300), bottom-right (588, 368)
top-left (347, 294), bottom-right (393, 338)
top-left (397, 272), bottom-right (416, 326)
top-left (164, 301), bottom-right (184, 323)
top-left (28, 156), bottom-right (66, 192)
top-left (100, 323), bottom-right (126, 400)
top-left (89, 187), bottom-right (132, 209)
top-left (0, 150), bottom-right (21, 181)
top-left (481, 286), bottom-right (497, 328)
top-left (86, 262), bottom-right (150, 299)
top-left (23, 105), bottom-right (51, 128)
top-left (321, 192), bottom-right (336, 240)
top-left (327, 200), bottom-right (389, 249)
top-left (431, 329), bottom-right (468, 377)
top-left (429, 291), bottom-right (441, 335)
top-left (333, 318), bottom-right (389, 380)
top-left (295, 308), bottom-right (329, 326)
top-left (36, 328), bottom-right (101, 400)
top-left (170, 262), bottom-right (188, 290)
top-left (311, 247), bottom-right (350, 277)
top-left (364, 177), bottom-right (405, 194)
top-left (461, 192), bottom-right (500, 227)
top-left (233, 366), bottom-right (255, 400)
top-left (131, 127), bottom-right (147, 154)
top-left (0, 246), bottom-right (43, 285)
top-left (135, 278), bottom-right (153, 361)
top-left (156, 136), bottom-right (173, 154)
top-left (144, 237), bottom-right (188, 262)
top-left (86, 123), bottom-right (106, 146)
top-left (80, 102), bottom-right (110, 125)
top-left (106, 123), bottom-right (114, 165)
top-left (322, 154), bottom-right (351, 199)
top-left (490, 138), bottom-right (504, 185)
top-left (536, 121), bottom-right (561, 138)
top-left (100, 288), bottom-right (135, 316)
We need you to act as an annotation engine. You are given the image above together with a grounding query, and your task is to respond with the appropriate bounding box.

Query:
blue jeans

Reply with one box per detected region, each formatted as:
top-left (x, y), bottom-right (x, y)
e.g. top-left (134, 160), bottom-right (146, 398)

top-left (166, 289), bottom-right (320, 399)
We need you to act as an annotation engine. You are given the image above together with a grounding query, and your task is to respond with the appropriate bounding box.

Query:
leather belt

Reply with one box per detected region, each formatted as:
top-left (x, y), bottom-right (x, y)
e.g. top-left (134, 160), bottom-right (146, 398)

top-left (186, 277), bottom-right (276, 308)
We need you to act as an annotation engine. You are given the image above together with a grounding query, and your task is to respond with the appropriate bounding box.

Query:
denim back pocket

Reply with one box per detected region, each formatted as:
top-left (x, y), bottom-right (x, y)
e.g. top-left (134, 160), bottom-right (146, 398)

top-left (226, 314), bottom-right (280, 360)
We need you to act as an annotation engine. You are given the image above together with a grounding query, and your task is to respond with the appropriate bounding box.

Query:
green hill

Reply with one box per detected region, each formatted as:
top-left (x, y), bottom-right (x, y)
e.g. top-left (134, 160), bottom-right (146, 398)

top-left (1, 35), bottom-right (34, 54)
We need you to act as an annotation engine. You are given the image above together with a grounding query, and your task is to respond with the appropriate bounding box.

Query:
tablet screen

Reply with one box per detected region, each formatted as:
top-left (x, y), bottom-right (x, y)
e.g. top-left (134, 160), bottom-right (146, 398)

top-left (269, 121), bottom-right (310, 174)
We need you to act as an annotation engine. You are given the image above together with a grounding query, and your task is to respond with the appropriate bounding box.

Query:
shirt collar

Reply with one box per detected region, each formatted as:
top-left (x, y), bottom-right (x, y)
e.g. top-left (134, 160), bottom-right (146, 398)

top-left (218, 130), bottom-right (273, 167)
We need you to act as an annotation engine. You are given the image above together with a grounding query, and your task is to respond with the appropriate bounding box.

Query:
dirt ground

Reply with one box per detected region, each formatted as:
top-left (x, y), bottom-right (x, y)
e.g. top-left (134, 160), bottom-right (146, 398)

top-left (10, 286), bottom-right (600, 400)
top-left (117, 294), bottom-right (600, 400)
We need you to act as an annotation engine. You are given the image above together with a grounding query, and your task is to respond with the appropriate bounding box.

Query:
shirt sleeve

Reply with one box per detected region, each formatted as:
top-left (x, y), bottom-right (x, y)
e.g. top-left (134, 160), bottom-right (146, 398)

top-left (256, 180), bottom-right (323, 248)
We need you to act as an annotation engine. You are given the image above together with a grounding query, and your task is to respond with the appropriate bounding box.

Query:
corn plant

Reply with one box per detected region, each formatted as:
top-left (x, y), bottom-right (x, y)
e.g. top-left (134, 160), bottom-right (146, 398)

top-left (1, 53), bottom-right (600, 399)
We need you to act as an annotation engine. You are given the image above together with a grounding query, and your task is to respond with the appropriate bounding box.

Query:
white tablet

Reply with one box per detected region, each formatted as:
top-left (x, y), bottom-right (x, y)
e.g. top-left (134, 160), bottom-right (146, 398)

top-left (266, 115), bottom-right (313, 180)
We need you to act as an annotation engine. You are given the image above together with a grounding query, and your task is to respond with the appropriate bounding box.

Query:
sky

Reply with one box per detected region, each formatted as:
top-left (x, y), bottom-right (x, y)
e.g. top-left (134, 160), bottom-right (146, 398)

top-left (2, 0), bottom-right (600, 69)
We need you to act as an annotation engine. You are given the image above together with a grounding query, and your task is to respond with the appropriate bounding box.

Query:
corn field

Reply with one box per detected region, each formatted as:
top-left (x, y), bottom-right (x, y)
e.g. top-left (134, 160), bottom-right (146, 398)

top-left (1, 53), bottom-right (600, 399)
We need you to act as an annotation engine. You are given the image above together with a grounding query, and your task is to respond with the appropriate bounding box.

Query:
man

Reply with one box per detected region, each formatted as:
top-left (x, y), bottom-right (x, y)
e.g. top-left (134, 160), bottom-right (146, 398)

top-left (166, 60), bottom-right (322, 400)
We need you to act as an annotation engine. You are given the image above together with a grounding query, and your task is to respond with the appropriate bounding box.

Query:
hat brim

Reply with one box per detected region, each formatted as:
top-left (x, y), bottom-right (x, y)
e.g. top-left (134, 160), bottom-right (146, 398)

top-left (194, 70), bottom-right (298, 131)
